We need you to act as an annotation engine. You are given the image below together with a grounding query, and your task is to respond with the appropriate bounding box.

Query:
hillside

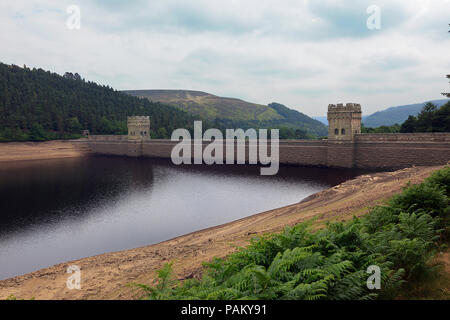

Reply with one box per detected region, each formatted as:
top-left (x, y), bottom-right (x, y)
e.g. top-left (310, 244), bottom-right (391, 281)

top-left (363, 99), bottom-right (449, 127)
top-left (266, 102), bottom-right (328, 136)
top-left (0, 63), bottom-right (196, 141)
top-left (124, 90), bottom-right (281, 121)
top-left (124, 90), bottom-right (328, 137)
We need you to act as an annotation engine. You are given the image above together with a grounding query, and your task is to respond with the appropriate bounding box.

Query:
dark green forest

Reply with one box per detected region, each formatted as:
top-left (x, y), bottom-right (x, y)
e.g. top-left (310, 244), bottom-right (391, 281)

top-left (400, 102), bottom-right (450, 133)
top-left (362, 123), bottom-right (401, 134)
top-left (0, 63), bottom-right (197, 141)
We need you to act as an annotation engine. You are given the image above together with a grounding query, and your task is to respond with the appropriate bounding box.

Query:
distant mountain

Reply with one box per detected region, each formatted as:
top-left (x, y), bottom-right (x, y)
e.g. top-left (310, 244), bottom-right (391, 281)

top-left (363, 99), bottom-right (449, 128)
top-left (312, 116), bottom-right (328, 125)
top-left (125, 90), bottom-right (328, 137)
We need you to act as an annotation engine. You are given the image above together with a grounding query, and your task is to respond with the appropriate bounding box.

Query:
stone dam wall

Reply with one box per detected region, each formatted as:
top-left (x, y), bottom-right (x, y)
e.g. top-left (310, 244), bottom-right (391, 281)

top-left (85, 133), bottom-right (450, 170)
top-left (354, 133), bottom-right (450, 169)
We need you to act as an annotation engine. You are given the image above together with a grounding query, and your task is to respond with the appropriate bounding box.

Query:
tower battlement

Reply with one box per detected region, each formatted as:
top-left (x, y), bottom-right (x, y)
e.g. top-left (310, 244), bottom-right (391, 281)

top-left (327, 103), bottom-right (362, 141)
top-left (328, 103), bottom-right (361, 112)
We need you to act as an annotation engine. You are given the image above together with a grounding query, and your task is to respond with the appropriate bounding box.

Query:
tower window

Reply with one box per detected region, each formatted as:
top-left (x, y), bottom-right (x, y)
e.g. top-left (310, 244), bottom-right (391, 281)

top-left (334, 128), bottom-right (339, 135)
top-left (341, 128), bottom-right (345, 135)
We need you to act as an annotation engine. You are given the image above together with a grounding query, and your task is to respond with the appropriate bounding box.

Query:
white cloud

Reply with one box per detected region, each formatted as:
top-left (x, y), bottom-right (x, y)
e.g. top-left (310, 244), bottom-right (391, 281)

top-left (1, 0), bottom-right (449, 116)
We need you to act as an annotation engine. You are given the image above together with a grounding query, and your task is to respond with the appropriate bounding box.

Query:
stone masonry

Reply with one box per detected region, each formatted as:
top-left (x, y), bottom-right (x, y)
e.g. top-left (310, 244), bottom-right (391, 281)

top-left (327, 103), bottom-right (362, 141)
top-left (87, 106), bottom-right (450, 170)
top-left (127, 116), bottom-right (150, 141)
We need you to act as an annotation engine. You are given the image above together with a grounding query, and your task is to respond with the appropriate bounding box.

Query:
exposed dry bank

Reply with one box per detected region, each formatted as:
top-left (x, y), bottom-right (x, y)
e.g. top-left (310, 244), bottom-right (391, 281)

top-left (0, 140), bottom-right (91, 162)
top-left (0, 164), bottom-right (446, 300)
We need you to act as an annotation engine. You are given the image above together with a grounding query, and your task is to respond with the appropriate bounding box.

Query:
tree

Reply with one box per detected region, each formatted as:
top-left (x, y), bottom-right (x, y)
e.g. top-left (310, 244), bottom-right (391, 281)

top-left (66, 117), bottom-right (82, 134)
top-left (400, 102), bottom-right (450, 133)
top-left (29, 123), bottom-right (47, 141)
top-left (432, 102), bottom-right (450, 132)
top-left (99, 117), bottom-right (115, 134)
top-left (417, 102), bottom-right (438, 132)
top-left (157, 127), bottom-right (168, 139)
top-left (363, 123), bottom-right (400, 133)
top-left (442, 74), bottom-right (450, 98)
top-left (442, 25), bottom-right (449, 98)
top-left (400, 115), bottom-right (418, 133)
top-left (295, 129), bottom-right (308, 139)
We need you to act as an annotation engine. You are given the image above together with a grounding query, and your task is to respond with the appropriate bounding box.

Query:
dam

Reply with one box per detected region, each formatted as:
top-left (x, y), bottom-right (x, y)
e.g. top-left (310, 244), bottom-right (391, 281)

top-left (86, 103), bottom-right (450, 170)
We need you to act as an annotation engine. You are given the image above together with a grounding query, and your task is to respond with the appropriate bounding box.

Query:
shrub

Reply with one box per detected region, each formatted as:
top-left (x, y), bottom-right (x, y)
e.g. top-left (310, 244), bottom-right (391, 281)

top-left (389, 182), bottom-right (448, 218)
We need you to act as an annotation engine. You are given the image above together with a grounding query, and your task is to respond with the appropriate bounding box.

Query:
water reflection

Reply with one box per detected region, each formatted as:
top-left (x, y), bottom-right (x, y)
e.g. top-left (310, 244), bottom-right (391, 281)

top-left (0, 157), bottom-right (360, 280)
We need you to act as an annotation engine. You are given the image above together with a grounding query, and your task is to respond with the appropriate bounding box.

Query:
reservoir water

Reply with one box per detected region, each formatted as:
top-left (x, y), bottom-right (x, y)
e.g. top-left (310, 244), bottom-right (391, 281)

top-left (0, 157), bottom-right (360, 280)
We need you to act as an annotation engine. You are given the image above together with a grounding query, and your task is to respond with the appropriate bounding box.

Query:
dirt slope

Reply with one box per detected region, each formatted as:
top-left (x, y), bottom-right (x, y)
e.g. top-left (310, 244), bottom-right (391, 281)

top-left (0, 165), bottom-right (444, 300)
top-left (0, 140), bottom-right (91, 162)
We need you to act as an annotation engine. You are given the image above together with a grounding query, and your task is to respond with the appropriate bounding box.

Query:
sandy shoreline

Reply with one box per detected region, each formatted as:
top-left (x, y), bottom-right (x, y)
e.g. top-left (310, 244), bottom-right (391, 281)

top-left (0, 163), bottom-right (444, 300)
top-left (0, 140), bottom-right (92, 163)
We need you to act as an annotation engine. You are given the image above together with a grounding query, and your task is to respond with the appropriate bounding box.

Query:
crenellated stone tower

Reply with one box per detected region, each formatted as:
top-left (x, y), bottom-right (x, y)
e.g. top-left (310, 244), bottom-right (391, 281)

top-left (127, 116), bottom-right (150, 157)
top-left (326, 103), bottom-right (362, 168)
top-left (327, 103), bottom-right (362, 141)
top-left (127, 116), bottom-right (151, 141)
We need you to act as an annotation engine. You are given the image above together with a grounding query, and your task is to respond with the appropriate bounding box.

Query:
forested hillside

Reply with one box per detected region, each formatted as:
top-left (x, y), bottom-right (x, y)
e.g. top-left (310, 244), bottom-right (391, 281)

top-left (0, 63), bottom-right (196, 141)
top-left (363, 99), bottom-right (449, 128)
top-left (361, 101), bottom-right (450, 134)
top-left (267, 103), bottom-right (328, 136)
top-left (400, 101), bottom-right (450, 133)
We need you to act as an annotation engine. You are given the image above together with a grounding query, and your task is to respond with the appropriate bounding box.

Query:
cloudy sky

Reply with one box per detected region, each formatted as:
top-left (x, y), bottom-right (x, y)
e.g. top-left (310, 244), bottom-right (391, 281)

top-left (1, 0), bottom-right (449, 116)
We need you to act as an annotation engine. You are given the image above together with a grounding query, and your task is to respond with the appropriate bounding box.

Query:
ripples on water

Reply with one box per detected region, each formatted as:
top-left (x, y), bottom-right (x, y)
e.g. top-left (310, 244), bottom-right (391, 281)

top-left (0, 156), bottom-right (361, 280)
